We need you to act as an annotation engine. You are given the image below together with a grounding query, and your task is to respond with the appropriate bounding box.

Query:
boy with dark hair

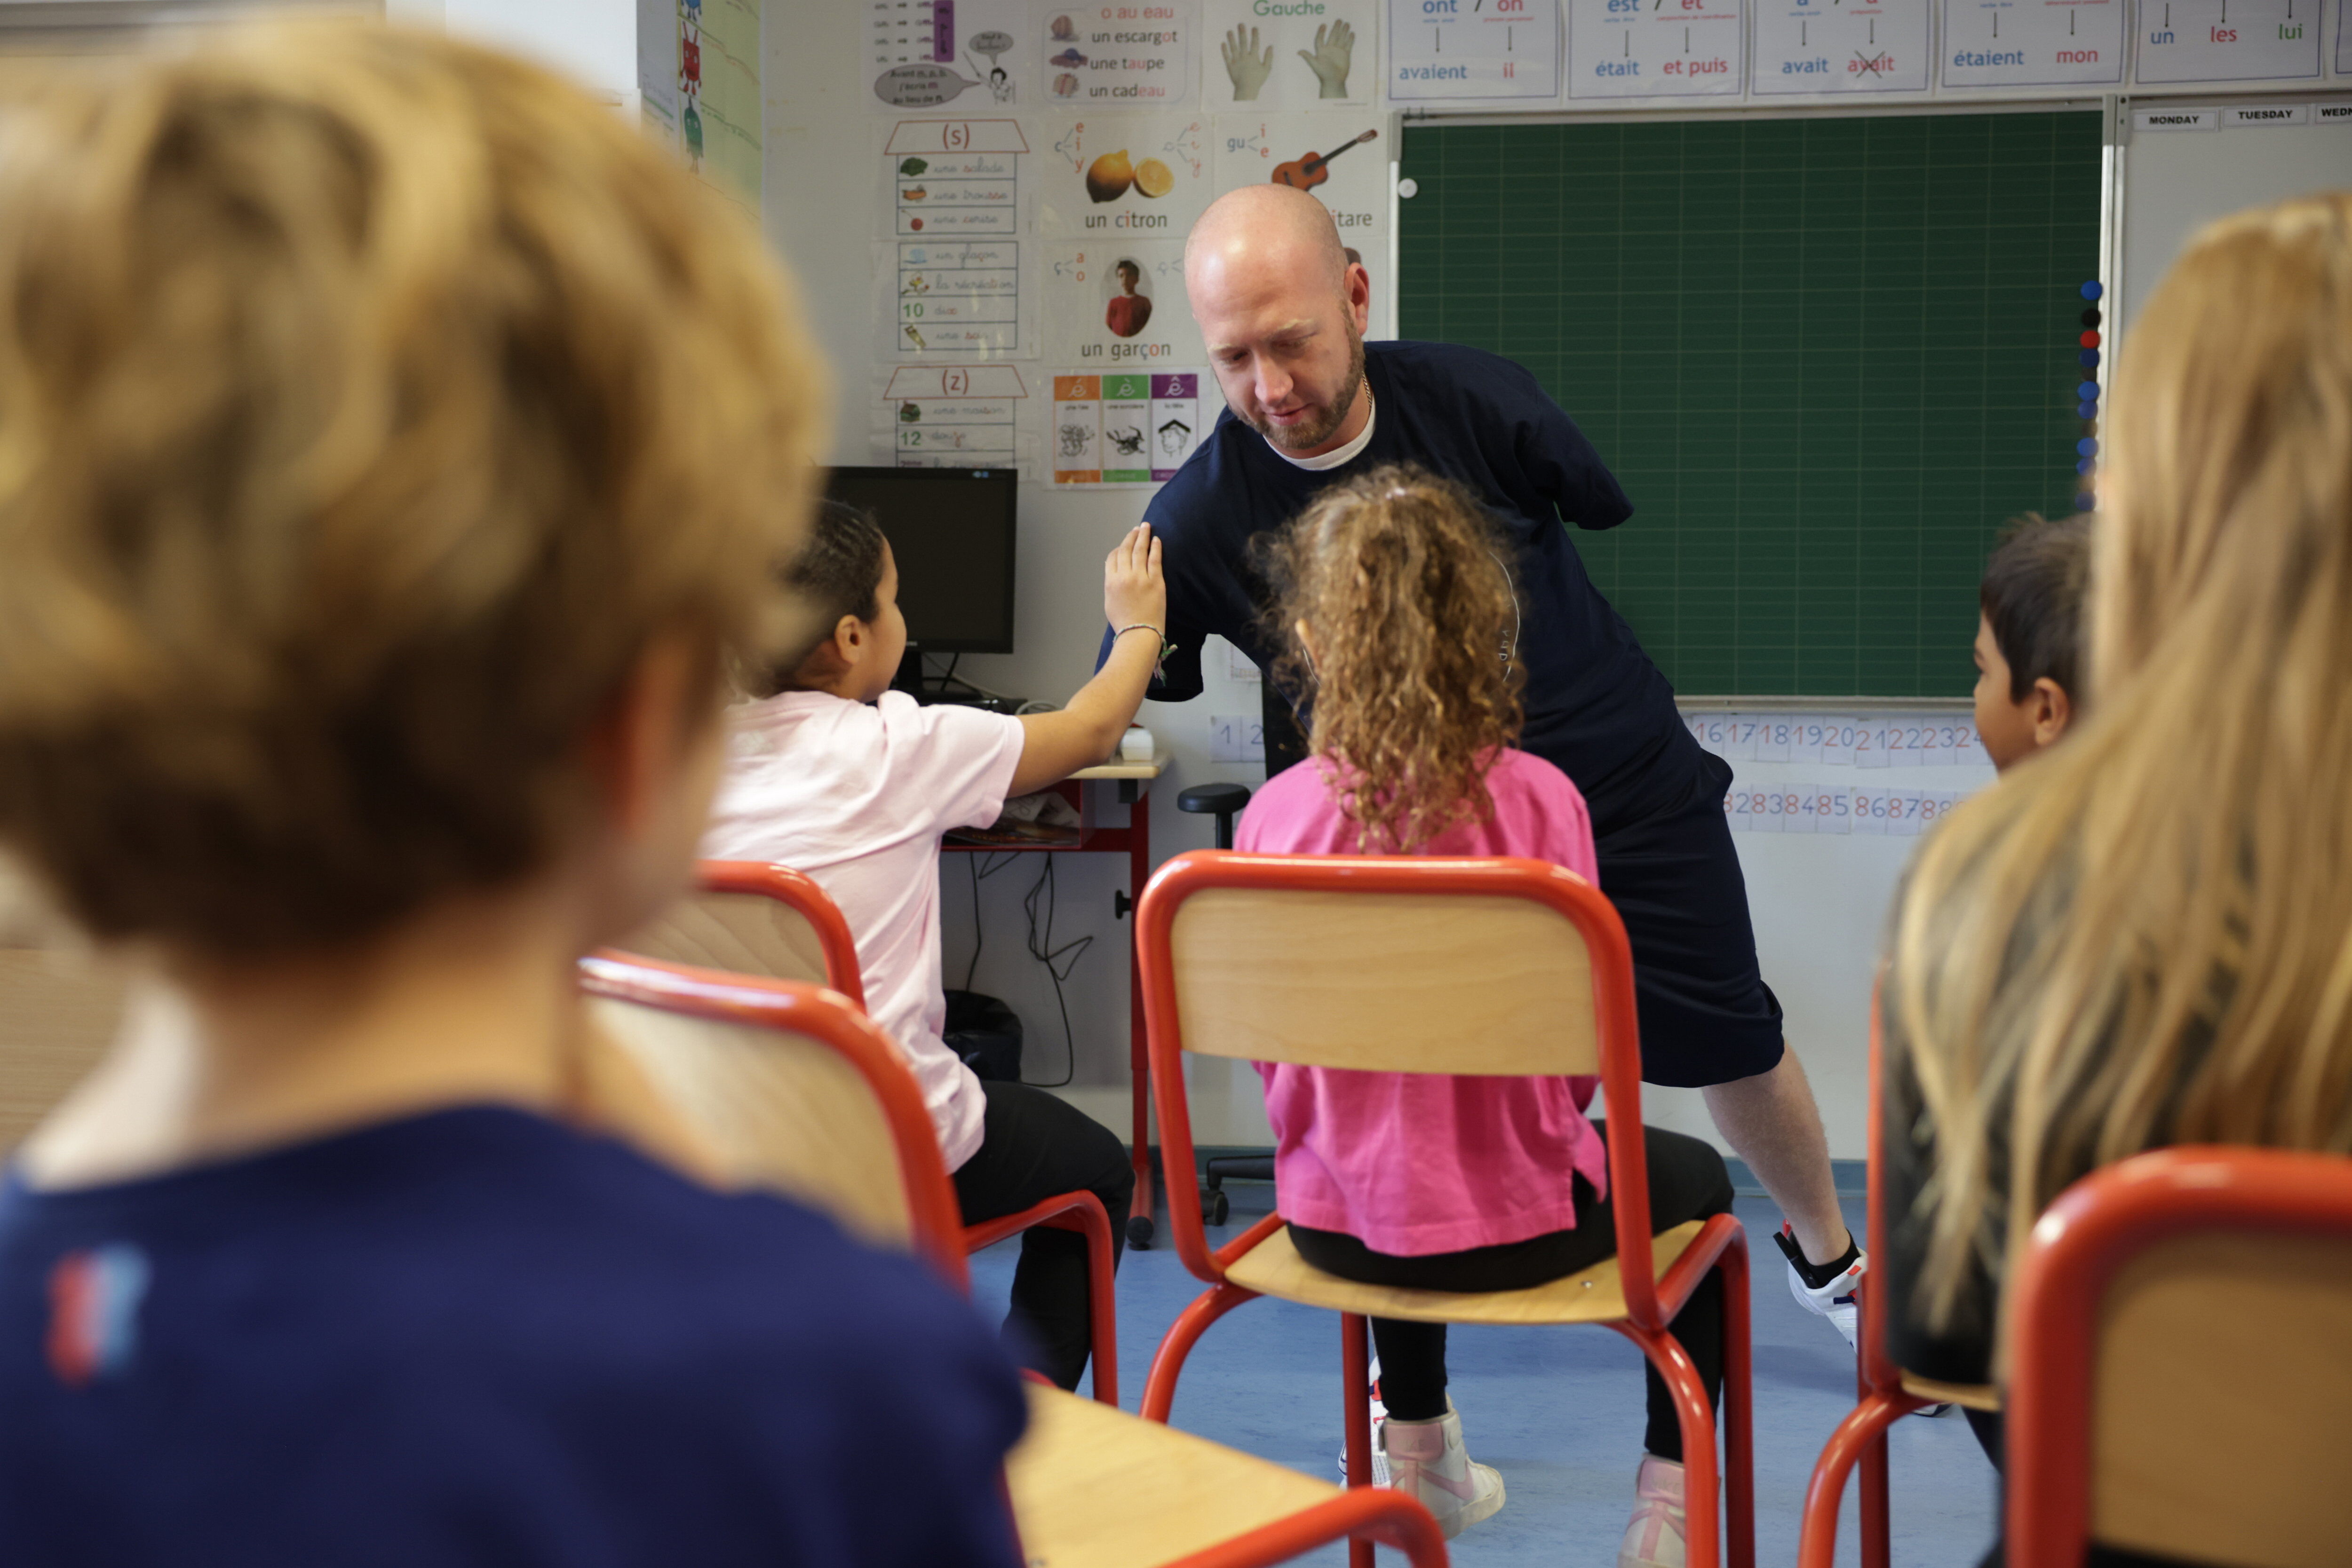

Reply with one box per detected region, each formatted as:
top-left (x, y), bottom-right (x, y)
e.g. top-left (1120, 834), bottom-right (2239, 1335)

top-left (1973, 514), bottom-right (2093, 770)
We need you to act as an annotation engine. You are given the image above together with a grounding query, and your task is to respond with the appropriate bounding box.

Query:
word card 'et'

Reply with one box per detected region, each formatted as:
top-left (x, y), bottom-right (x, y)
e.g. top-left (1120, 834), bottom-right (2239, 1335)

top-left (1570, 0), bottom-right (1744, 99)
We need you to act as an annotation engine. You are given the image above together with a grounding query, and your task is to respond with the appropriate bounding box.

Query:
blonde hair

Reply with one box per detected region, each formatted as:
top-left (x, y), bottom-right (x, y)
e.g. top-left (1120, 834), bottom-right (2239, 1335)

top-left (0, 24), bottom-right (828, 955)
top-left (1262, 465), bottom-right (1524, 853)
top-left (1887, 191), bottom-right (2352, 1330)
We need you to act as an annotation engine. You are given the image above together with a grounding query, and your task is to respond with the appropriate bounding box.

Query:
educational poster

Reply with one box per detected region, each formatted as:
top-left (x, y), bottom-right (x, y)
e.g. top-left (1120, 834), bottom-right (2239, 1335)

top-left (1203, 0), bottom-right (1375, 106)
top-left (1940, 0), bottom-right (2123, 87)
top-left (1050, 371), bottom-right (1207, 484)
top-left (1568, 0), bottom-right (1742, 98)
top-left (2134, 0), bottom-right (2320, 82)
top-left (1040, 1), bottom-right (1201, 106)
top-left (1038, 115), bottom-right (1215, 236)
top-left (2340, 0), bottom-right (2351, 72)
top-left (1387, 0), bottom-right (1561, 98)
top-left (1751, 0), bottom-right (1930, 93)
top-left (869, 0), bottom-right (1031, 108)
top-left (874, 364), bottom-right (1034, 470)
top-left (1043, 240), bottom-right (1207, 365)
top-left (638, 0), bottom-right (682, 152)
top-left (1212, 114), bottom-right (1389, 311)
top-left (881, 120), bottom-right (1032, 358)
top-left (671, 0), bottom-right (762, 210)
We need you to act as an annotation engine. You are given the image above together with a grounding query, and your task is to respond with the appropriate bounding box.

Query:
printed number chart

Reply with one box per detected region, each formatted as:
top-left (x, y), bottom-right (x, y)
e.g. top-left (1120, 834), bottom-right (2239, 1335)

top-left (1209, 713), bottom-right (1267, 763)
top-left (1685, 712), bottom-right (1986, 767)
top-left (1725, 783), bottom-right (1978, 835)
top-left (1388, 0), bottom-right (1562, 98)
top-left (1570, 0), bottom-right (1744, 98)
top-left (1751, 0), bottom-right (1930, 92)
top-left (1051, 372), bottom-right (1205, 486)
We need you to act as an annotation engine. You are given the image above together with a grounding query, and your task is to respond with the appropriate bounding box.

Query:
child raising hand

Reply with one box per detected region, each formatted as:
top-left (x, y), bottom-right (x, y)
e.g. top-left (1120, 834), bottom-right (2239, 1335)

top-left (703, 514), bottom-right (1164, 1393)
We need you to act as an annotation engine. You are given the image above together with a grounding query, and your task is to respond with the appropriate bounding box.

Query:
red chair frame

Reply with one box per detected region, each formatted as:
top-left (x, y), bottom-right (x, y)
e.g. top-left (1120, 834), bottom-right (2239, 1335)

top-left (2006, 1146), bottom-right (2352, 1568)
top-left (580, 954), bottom-right (1448, 1568)
top-left (677, 860), bottom-right (1119, 1406)
top-left (1796, 996), bottom-right (1946, 1568)
top-left (1133, 852), bottom-right (1753, 1568)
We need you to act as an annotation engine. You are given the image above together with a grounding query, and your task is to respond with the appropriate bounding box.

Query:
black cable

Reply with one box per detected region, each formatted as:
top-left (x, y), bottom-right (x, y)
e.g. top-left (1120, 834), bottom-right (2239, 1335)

top-left (962, 851), bottom-right (1016, 991)
top-left (1019, 857), bottom-right (1086, 1088)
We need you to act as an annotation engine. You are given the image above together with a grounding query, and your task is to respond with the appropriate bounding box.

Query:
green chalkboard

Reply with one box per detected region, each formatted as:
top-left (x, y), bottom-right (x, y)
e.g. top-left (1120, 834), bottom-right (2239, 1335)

top-left (1398, 111), bottom-right (2103, 697)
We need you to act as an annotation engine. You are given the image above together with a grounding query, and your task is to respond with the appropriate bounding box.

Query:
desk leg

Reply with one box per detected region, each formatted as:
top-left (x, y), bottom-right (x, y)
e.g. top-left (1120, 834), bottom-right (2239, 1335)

top-left (1125, 785), bottom-right (1155, 1249)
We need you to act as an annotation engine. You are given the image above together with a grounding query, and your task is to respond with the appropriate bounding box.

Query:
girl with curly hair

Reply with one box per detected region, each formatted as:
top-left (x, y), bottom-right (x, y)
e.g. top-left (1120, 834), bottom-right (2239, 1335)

top-left (1239, 464), bottom-right (1734, 1566)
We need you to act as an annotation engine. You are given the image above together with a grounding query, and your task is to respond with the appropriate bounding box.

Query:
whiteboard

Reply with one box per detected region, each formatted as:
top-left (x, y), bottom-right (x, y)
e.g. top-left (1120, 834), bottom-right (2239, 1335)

top-left (2119, 106), bottom-right (2352, 329)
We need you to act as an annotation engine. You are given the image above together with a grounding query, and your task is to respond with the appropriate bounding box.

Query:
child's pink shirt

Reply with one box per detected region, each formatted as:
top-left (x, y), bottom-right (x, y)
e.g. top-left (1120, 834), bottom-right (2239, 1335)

top-left (1233, 748), bottom-right (1610, 1256)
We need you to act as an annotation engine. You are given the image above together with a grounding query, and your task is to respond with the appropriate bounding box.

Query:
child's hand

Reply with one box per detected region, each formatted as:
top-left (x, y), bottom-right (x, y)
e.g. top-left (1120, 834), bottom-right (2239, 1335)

top-left (1104, 522), bottom-right (1166, 637)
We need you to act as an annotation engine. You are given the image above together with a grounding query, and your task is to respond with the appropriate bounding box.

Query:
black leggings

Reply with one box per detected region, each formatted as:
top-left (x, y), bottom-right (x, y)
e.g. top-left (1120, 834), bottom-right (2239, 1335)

top-left (950, 1079), bottom-right (1134, 1391)
top-left (1287, 1124), bottom-right (1735, 1462)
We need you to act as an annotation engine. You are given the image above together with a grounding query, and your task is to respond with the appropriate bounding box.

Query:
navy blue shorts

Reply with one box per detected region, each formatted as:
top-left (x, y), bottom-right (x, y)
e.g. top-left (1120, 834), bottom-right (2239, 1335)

top-left (1584, 736), bottom-right (1785, 1089)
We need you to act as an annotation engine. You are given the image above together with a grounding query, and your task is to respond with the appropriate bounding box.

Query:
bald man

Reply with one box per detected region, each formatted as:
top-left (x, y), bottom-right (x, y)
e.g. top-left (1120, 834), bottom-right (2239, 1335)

top-left (1120, 185), bottom-right (1863, 1346)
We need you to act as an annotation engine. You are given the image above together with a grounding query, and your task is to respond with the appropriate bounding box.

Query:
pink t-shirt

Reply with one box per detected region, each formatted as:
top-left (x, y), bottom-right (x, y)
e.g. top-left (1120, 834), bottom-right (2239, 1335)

top-left (1233, 748), bottom-right (1611, 1255)
top-left (699, 690), bottom-right (1025, 1172)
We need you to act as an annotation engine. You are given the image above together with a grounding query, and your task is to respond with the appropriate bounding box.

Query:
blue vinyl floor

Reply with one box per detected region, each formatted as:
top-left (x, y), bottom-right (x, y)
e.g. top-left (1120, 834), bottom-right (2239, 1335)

top-left (970, 1185), bottom-right (1998, 1567)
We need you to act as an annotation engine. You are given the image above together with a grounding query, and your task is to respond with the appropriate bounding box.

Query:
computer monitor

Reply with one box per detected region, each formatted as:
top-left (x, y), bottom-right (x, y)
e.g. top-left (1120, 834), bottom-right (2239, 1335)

top-left (821, 466), bottom-right (1017, 655)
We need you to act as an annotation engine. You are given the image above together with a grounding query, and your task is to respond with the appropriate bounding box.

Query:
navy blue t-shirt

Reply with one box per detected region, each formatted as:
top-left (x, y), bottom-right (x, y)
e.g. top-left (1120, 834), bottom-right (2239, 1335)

top-left (1127, 340), bottom-right (1686, 816)
top-left (0, 1107), bottom-right (1026, 1568)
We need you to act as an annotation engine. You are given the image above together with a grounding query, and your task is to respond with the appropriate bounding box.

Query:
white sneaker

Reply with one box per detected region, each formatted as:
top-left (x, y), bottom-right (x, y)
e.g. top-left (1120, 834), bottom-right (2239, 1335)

top-left (1378, 1399), bottom-right (1505, 1541)
top-left (1336, 1355), bottom-right (1390, 1486)
top-left (1618, 1455), bottom-right (1687, 1568)
top-left (1774, 1223), bottom-right (1864, 1350)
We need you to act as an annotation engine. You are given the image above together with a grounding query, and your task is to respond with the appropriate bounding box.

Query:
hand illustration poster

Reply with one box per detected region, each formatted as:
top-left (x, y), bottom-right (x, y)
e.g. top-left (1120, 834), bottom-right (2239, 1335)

top-left (1203, 0), bottom-right (1373, 106)
top-left (868, 0), bottom-right (1032, 109)
top-left (1038, 115), bottom-right (1214, 236)
top-left (1040, 3), bottom-right (1200, 107)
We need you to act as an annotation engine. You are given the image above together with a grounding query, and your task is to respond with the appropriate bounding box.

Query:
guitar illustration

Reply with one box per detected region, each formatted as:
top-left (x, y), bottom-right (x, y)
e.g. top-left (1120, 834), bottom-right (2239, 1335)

top-left (1270, 128), bottom-right (1377, 191)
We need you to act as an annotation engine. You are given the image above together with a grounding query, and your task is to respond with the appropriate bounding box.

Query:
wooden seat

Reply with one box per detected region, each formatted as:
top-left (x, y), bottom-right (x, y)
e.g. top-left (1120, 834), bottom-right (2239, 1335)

top-left (1134, 853), bottom-right (1754, 1568)
top-left (578, 955), bottom-right (1447, 1568)
top-left (610, 859), bottom-right (1117, 1404)
top-left (1007, 1384), bottom-right (1340, 1568)
top-left (2009, 1148), bottom-right (2352, 1568)
top-left (1225, 1220), bottom-right (1710, 1327)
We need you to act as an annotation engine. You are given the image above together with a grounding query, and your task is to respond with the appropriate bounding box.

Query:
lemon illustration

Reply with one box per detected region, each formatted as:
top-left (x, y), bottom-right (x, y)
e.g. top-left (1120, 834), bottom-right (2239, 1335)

top-left (1133, 158), bottom-right (1175, 198)
top-left (1084, 150), bottom-right (1134, 203)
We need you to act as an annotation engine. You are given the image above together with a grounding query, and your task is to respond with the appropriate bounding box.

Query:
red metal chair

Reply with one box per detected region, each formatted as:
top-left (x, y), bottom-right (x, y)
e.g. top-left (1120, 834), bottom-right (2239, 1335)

top-left (2007, 1146), bottom-right (2352, 1568)
top-left (579, 955), bottom-right (1451, 1568)
top-left (614, 858), bottom-right (1118, 1405)
top-left (1796, 998), bottom-right (1998, 1568)
top-left (1134, 851), bottom-right (1754, 1568)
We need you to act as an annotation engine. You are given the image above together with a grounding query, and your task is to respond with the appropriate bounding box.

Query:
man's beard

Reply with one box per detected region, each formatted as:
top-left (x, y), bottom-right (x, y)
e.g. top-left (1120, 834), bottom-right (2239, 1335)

top-left (1249, 322), bottom-right (1366, 452)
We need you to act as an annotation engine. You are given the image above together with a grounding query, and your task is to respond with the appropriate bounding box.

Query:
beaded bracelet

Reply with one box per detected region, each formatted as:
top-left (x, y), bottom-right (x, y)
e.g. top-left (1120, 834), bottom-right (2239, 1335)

top-left (1112, 623), bottom-right (1176, 675)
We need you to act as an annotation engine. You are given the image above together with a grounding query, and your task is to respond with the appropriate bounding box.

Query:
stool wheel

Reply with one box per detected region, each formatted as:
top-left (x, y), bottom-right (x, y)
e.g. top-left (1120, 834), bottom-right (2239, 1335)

top-left (1202, 1188), bottom-right (1230, 1227)
top-left (1126, 1214), bottom-right (1155, 1250)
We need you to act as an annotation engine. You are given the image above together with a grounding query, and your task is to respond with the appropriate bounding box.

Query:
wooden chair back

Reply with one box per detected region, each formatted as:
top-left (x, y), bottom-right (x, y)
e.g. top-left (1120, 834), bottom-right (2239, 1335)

top-left (2008, 1147), bottom-right (2352, 1568)
top-left (1136, 852), bottom-right (1660, 1312)
top-left (613, 861), bottom-right (864, 1008)
top-left (576, 954), bottom-right (963, 1284)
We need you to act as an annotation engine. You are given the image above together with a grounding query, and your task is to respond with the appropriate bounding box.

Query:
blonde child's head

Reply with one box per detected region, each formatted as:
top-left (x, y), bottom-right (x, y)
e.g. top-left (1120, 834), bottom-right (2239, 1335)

top-left (1890, 190), bottom-right (2352, 1330)
top-left (0, 25), bottom-right (828, 958)
top-left (1261, 465), bottom-right (1524, 853)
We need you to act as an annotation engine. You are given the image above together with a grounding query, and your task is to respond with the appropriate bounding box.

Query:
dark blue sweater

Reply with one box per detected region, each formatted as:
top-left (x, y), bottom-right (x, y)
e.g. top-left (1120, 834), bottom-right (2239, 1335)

top-left (0, 1107), bottom-right (1025, 1568)
top-left (1125, 340), bottom-right (1687, 819)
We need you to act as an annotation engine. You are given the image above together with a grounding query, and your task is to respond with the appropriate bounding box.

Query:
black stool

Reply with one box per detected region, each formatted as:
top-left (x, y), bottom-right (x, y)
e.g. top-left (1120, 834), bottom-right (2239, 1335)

top-left (1174, 782), bottom-right (1270, 1226)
